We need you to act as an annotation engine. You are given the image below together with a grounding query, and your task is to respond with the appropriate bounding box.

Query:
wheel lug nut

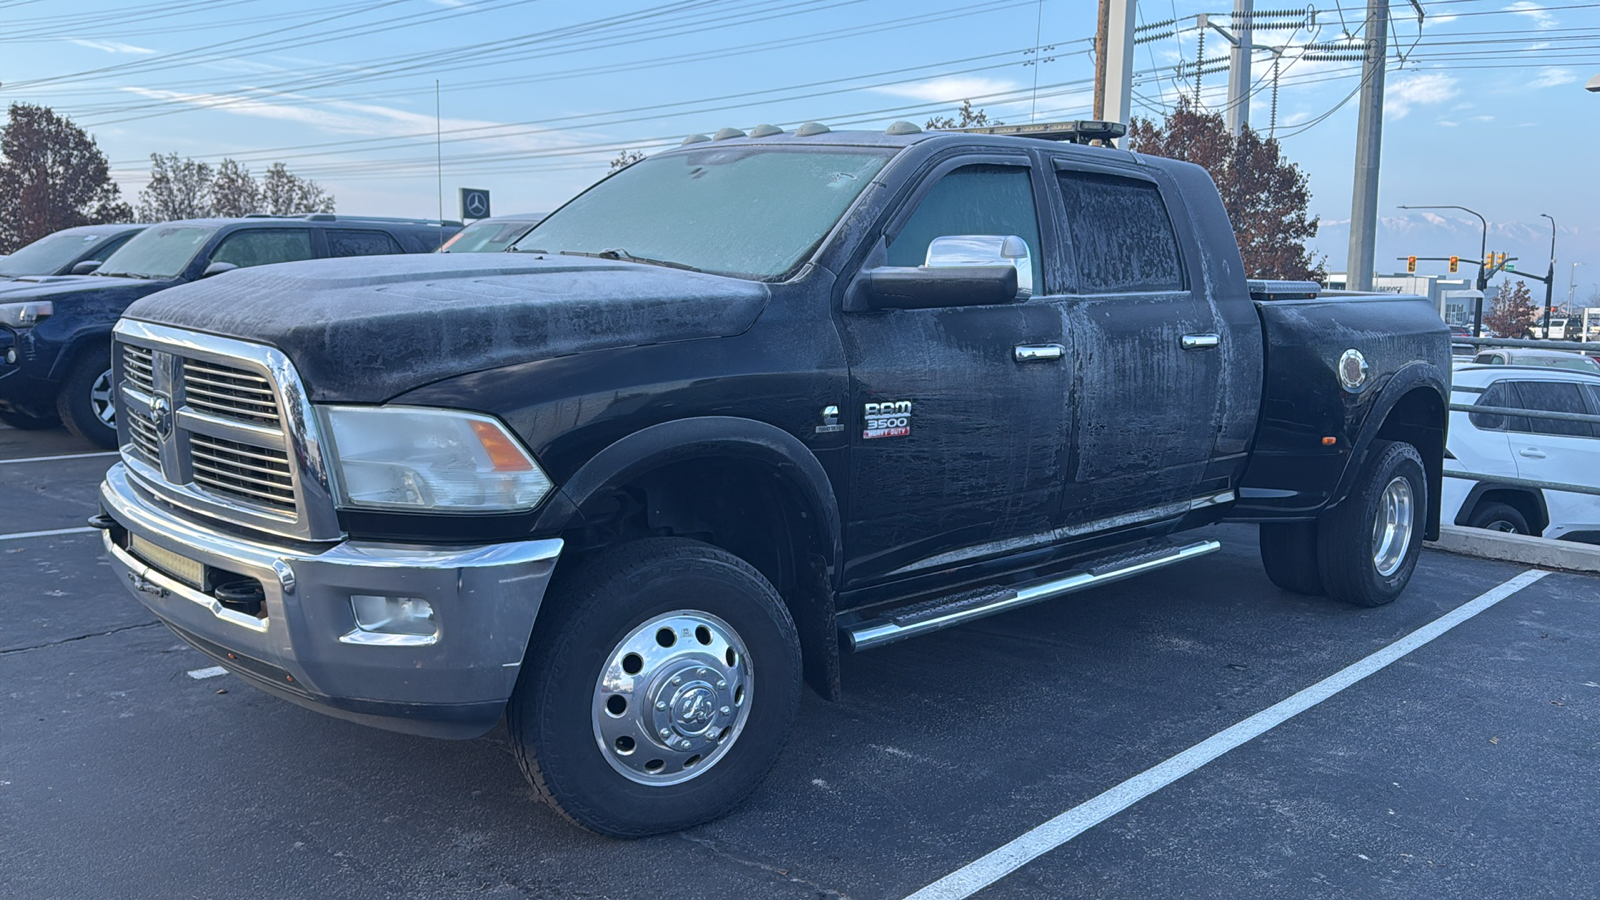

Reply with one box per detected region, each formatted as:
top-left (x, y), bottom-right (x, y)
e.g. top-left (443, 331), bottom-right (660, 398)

top-left (671, 676), bottom-right (681, 685)
top-left (659, 728), bottom-right (671, 738)
top-left (656, 701), bottom-right (667, 710)
top-left (720, 706), bottom-right (731, 715)
top-left (697, 668), bottom-right (708, 676)
top-left (716, 680), bottom-right (726, 689)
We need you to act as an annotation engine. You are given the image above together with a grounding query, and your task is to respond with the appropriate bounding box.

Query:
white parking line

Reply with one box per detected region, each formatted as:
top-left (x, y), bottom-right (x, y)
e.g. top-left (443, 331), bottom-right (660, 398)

top-left (0, 451), bottom-right (118, 466)
top-left (905, 568), bottom-right (1553, 900)
top-left (186, 666), bottom-right (227, 680)
top-left (0, 526), bottom-right (98, 542)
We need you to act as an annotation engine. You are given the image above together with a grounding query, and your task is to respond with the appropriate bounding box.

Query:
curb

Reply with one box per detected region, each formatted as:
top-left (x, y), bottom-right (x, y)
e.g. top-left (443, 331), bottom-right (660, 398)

top-left (1425, 524), bottom-right (1600, 574)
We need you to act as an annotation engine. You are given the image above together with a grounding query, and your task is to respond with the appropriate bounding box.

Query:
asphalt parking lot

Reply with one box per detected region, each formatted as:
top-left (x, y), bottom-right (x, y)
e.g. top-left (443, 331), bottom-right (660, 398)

top-left (2, 424), bottom-right (1597, 900)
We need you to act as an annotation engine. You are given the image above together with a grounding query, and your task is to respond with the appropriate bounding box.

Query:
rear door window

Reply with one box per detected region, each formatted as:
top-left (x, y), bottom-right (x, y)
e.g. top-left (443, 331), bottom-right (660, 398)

top-left (1470, 381), bottom-right (1527, 432)
top-left (210, 229), bottom-right (315, 269)
top-left (327, 229), bottom-right (403, 258)
top-left (1055, 170), bottom-right (1184, 294)
top-left (1510, 381), bottom-right (1596, 437)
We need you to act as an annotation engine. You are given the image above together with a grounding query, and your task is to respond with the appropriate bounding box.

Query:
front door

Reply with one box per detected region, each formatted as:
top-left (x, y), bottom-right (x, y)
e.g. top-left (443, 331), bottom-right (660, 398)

top-left (837, 157), bottom-right (1070, 589)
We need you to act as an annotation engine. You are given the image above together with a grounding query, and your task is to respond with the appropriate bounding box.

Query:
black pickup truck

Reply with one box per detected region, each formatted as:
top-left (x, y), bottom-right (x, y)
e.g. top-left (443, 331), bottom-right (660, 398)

top-left (98, 122), bottom-right (1450, 837)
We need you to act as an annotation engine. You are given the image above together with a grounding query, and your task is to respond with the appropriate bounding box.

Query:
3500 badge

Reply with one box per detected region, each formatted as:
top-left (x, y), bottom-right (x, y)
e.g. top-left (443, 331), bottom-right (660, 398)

top-left (863, 400), bottom-right (912, 440)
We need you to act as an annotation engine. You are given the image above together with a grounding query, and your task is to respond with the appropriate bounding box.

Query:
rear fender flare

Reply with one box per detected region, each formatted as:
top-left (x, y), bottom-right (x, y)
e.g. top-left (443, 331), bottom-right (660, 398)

top-left (1328, 361), bottom-right (1449, 535)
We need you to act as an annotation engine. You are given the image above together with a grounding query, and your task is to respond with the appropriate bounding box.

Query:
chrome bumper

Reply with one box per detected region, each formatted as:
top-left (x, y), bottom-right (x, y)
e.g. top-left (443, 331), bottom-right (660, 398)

top-left (100, 462), bottom-right (562, 739)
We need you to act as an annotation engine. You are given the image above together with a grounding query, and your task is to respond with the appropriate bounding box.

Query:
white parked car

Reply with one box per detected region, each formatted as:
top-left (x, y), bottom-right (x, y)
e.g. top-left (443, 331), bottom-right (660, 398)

top-left (1470, 348), bottom-right (1600, 374)
top-left (1444, 364), bottom-right (1600, 542)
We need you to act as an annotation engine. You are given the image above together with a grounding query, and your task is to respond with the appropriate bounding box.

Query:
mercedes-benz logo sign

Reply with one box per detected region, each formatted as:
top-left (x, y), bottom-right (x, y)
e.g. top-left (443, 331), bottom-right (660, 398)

top-left (149, 394), bottom-right (173, 439)
top-left (466, 193), bottom-right (487, 217)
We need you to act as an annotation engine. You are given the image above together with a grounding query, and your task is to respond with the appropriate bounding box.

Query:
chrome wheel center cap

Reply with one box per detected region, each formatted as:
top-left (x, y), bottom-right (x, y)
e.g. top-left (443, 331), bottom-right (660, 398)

top-left (671, 684), bottom-right (718, 735)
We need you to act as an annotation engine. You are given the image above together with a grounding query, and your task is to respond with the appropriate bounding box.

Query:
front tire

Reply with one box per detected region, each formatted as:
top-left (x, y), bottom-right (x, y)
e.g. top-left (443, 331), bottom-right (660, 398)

top-left (56, 351), bottom-right (117, 449)
top-left (507, 538), bottom-right (803, 837)
top-left (1317, 440), bottom-right (1427, 607)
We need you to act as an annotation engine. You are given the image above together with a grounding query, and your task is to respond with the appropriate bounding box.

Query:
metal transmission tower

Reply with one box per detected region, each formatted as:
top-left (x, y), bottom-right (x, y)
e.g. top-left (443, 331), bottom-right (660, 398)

top-left (1225, 0), bottom-right (1253, 135)
top-left (1345, 0), bottom-right (1390, 293)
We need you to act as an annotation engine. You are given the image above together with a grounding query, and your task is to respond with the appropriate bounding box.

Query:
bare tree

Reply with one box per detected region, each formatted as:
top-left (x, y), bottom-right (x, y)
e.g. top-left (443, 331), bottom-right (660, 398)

top-left (925, 101), bottom-right (1002, 131)
top-left (0, 103), bottom-right (132, 253)
top-left (211, 158), bottom-right (262, 217)
top-left (138, 153), bottom-right (214, 222)
top-left (260, 162), bottom-right (334, 215)
top-left (1129, 98), bottom-right (1324, 281)
top-left (608, 149), bottom-right (645, 173)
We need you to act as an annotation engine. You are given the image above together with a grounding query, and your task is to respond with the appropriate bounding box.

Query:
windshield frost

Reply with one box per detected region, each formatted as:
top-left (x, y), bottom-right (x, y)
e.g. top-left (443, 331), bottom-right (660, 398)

top-left (0, 231), bottom-right (107, 278)
top-left (98, 225), bottom-right (214, 279)
top-left (514, 147), bottom-right (892, 279)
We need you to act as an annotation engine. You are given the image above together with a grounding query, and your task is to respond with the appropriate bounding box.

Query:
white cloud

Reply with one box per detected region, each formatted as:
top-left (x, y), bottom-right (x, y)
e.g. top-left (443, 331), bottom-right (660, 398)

top-left (872, 77), bottom-right (1021, 104)
top-left (1436, 120), bottom-right (1459, 127)
top-left (1387, 73), bottom-right (1459, 118)
top-left (1472, 114), bottom-right (1495, 122)
top-left (69, 38), bottom-right (156, 54)
top-left (1531, 67), bottom-right (1578, 88)
top-left (1505, 1), bottom-right (1556, 29)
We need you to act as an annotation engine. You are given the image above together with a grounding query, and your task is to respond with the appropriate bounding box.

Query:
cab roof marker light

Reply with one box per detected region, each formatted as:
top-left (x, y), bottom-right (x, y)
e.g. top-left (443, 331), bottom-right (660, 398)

top-left (748, 124), bottom-right (785, 138)
top-left (712, 127), bottom-right (746, 141)
top-left (794, 122), bottom-right (831, 136)
top-left (885, 121), bottom-right (922, 135)
top-left (681, 134), bottom-right (711, 146)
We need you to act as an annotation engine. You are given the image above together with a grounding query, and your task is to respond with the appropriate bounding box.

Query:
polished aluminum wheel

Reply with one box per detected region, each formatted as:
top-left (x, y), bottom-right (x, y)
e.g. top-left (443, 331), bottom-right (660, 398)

top-left (592, 610), bottom-right (752, 786)
top-left (90, 368), bottom-right (116, 426)
top-left (1371, 476), bottom-right (1415, 577)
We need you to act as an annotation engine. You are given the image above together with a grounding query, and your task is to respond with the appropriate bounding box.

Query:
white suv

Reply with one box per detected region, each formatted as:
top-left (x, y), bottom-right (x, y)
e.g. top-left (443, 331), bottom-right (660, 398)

top-left (1444, 364), bottom-right (1600, 542)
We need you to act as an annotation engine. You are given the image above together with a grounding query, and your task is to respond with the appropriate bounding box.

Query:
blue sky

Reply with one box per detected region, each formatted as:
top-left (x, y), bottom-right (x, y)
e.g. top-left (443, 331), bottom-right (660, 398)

top-left (2, 0), bottom-right (1597, 301)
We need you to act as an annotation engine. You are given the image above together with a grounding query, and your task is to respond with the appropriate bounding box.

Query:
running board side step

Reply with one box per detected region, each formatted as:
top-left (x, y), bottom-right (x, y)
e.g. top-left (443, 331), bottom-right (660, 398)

top-left (843, 539), bottom-right (1221, 651)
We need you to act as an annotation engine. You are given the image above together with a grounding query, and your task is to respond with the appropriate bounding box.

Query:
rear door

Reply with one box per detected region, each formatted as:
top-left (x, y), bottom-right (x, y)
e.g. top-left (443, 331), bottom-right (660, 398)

top-left (1048, 161), bottom-right (1226, 526)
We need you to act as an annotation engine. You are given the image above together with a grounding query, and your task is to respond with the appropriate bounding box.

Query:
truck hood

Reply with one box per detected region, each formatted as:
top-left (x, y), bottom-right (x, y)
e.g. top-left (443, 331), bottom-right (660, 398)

top-left (0, 273), bottom-right (164, 299)
top-left (124, 253), bottom-right (771, 403)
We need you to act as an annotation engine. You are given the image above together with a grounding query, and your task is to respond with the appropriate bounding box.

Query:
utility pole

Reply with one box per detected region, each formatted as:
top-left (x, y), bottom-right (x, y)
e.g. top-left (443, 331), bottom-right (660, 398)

top-left (1102, 0), bottom-right (1138, 137)
top-left (1225, 0), bottom-right (1253, 135)
top-left (1093, 0), bottom-right (1110, 119)
top-left (1345, 0), bottom-right (1389, 292)
top-left (1540, 213), bottom-right (1556, 333)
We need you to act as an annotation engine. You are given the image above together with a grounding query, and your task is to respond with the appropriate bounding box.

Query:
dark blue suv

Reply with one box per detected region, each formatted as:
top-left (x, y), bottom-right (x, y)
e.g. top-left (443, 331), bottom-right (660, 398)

top-left (0, 224), bottom-right (147, 282)
top-left (0, 214), bottom-right (459, 446)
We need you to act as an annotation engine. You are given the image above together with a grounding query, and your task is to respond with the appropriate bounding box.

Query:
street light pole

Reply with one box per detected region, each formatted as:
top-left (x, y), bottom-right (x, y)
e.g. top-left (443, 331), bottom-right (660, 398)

top-left (1572, 262), bottom-right (1585, 305)
top-left (1399, 203), bottom-right (1490, 335)
top-left (1539, 213), bottom-right (1556, 335)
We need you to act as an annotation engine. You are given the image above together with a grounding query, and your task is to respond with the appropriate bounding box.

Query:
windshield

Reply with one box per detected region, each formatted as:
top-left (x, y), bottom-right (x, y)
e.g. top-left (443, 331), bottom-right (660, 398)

top-left (514, 146), bottom-right (893, 280)
top-left (0, 231), bottom-right (110, 277)
top-left (440, 219), bottom-right (539, 253)
top-left (98, 225), bottom-right (215, 279)
top-left (1529, 355), bottom-right (1600, 373)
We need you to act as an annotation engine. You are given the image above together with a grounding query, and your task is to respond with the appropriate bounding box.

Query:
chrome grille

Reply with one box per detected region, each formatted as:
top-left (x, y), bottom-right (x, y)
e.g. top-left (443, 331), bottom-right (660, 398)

top-left (189, 433), bottom-right (295, 511)
top-left (123, 345), bottom-right (155, 394)
top-left (182, 359), bottom-right (281, 426)
top-left (126, 411), bottom-right (161, 464)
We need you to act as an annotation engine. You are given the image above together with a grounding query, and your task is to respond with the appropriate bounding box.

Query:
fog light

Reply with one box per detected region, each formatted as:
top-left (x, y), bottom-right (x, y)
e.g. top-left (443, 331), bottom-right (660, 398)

top-left (4, 349), bottom-right (15, 364)
top-left (350, 594), bottom-right (436, 637)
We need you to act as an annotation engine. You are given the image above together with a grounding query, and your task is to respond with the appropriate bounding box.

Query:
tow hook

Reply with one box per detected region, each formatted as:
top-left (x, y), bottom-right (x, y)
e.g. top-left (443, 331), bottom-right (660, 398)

top-left (128, 569), bottom-right (168, 598)
top-left (87, 512), bottom-right (115, 530)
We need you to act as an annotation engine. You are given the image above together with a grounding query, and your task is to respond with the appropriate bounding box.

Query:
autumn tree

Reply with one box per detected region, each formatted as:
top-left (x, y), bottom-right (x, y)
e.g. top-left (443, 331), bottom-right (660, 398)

top-left (925, 100), bottom-right (1001, 131)
top-left (1484, 279), bottom-right (1538, 339)
top-left (1129, 98), bottom-right (1323, 281)
top-left (260, 162), bottom-right (334, 215)
top-left (0, 103), bottom-right (132, 253)
top-left (138, 153), bottom-right (213, 221)
top-left (607, 149), bottom-right (645, 173)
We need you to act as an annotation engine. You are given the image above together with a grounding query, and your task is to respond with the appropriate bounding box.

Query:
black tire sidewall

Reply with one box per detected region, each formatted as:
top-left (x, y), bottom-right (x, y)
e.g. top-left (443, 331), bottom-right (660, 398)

top-left (56, 352), bottom-right (116, 449)
top-left (514, 540), bottom-right (802, 837)
top-left (1468, 502), bottom-right (1530, 535)
top-left (1319, 441), bottom-right (1427, 607)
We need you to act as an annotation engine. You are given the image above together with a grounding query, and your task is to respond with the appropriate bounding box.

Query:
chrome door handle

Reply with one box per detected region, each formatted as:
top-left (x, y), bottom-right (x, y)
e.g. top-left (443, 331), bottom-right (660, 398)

top-left (1519, 448), bottom-right (1547, 459)
top-left (1014, 343), bottom-right (1065, 362)
top-left (1181, 333), bottom-right (1221, 350)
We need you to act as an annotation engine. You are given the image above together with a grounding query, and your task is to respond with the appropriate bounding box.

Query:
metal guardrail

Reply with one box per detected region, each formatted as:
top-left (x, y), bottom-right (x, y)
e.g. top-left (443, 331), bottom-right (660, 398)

top-left (1452, 336), bottom-right (1600, 352)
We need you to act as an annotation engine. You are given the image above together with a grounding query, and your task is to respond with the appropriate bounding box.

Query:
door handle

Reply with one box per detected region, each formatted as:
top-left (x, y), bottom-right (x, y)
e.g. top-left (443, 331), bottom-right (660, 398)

top-left (1519, 448), bottom-right (1547, 459)
top-left (1181, 333), bottom-right (1221, 350)
top-left (1014, 343), bottom-right (1065, 362)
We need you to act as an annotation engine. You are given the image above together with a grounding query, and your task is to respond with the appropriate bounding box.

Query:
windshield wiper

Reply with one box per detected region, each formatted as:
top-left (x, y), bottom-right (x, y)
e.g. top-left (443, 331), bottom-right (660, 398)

top-left (558, 249), bottom-right (702, 273)
top-left (94, 271), bottom-right (151, 279)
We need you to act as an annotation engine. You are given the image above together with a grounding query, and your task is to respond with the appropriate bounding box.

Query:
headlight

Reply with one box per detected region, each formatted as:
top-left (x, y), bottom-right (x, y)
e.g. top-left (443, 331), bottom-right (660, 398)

top-left (0, 301), bottom-right (52, 328)
top-left (321, 406), bottom-right (553, 513)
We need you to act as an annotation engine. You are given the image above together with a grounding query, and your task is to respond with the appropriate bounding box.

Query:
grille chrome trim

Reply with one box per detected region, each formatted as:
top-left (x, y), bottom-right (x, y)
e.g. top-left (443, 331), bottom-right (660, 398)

top-left (113, 319), bottom-right (342, 542)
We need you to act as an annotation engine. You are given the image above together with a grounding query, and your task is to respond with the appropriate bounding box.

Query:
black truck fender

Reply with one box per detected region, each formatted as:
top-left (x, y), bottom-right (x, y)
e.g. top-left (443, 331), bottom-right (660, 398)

top-left (1326, 361), bottom-right (1449, 541)
top-left (532, 415), bottom-right (844, 700)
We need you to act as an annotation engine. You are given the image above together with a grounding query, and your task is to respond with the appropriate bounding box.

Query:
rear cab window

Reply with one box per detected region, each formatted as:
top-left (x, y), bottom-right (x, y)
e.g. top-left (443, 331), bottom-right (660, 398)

top-left (210, 229), bottom-right (315, 269)
top-left (1054, 169), bottom-right (1185, 294)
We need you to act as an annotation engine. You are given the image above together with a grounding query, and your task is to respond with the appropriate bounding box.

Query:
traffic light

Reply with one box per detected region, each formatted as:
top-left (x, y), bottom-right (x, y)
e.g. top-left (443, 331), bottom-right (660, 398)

top-left (1496, 252), bottom-right (1506, 268)
top-left (1406, 255), bottom-right (1417, 273)
top-left (1449, 255), bottom-right (1459, 273)
top-left (1485, 252), bottom-right (1494, 270)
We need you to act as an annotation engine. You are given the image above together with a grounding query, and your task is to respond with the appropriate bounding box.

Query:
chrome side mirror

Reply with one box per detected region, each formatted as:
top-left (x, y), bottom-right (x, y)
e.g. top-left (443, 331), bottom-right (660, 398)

top-left (201, 261), bottom-right (239, 279)
top-left (71, 261), bottom-right (101, 275)
top-left (925, 235), bottom-right (1033, 299)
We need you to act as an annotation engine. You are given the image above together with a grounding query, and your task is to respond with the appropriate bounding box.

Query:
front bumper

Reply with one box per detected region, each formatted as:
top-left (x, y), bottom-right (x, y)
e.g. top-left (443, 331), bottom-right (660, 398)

top-left (100, 462), bottom-right (562, 739)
